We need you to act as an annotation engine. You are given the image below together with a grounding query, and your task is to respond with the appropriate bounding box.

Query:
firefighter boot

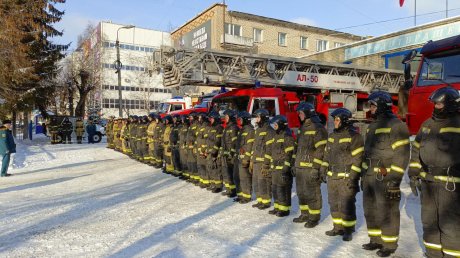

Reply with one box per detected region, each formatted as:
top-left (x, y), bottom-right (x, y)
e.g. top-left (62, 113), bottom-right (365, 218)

top-left (276, 210), bottom-right (290, 217)
top-left (376, 248), bottom-right (396, 257)
top-left (304, 220), bottom-right (319, 228)
top-left (252, 202), bottom-right (262, 208)
top-left (268, 208), bottom-right (278, 215)
top-left (362, 242), bottom-right (383, 251)
top-left (325, 228), bottom-right (345, 237)
top-left (258, 203), bottom-right (270, 210)
top-left (238, 198), bottom-right (251, 204)
top-left (342, 228), bottom-right (353, 242)
top-left (293, 212), bottom-right (309, 223)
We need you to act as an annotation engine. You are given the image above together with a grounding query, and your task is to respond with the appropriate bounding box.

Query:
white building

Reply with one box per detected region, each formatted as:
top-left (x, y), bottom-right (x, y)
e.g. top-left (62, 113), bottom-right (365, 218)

top-left (85, 21), bottom-right (172, 118)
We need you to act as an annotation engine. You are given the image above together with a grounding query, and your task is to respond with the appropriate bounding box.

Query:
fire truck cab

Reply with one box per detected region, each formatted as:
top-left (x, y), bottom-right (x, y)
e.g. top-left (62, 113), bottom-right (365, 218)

top-left (404, 34), bottom-right (460, 134)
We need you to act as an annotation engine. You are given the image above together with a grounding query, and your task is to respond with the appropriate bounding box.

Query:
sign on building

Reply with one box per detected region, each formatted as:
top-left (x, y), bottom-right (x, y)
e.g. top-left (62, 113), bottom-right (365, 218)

top-left (178, 20), bottom-right (212, 49)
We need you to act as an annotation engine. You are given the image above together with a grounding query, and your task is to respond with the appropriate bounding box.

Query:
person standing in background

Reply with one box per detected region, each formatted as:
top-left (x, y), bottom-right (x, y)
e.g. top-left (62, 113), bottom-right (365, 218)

top-left (0, 120), bottom-right (16, 177)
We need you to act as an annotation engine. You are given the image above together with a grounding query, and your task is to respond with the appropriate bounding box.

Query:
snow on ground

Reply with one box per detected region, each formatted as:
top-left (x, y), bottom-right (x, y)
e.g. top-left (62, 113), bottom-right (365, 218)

top-left (0, 135), bottom-right (424, 258)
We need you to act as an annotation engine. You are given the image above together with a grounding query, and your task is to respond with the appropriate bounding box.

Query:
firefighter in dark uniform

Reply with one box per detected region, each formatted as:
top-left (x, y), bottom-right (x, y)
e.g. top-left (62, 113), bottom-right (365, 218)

top-left (251, 109), bottom-right (275, 210)
top-left (128, 116), bottom-right (137, 159)
top-left (293, 102), bottom-right (328, 228)
top-left (234, 111), bottom-right (255, 204)
top-left (266, 115), bottom-right (295, 217)
top-left (196, 113), bottom-right (209, 187)
top-left (170, 114), bottom-right (182, 177)
top-left (61, 117), bottom-right (73, 144)
top-left (135, 117), bottom-right (144, 160)
top-left (206, 111), bottom-right (224, 192)
top-left (162, 115), bottom-right (174, 174)
top-left (178, 115), bottom-right (189, 179)
top-left (153, 115), bottom-right (164, 169)
top-left (220, 110), bottom-right (239, 197)
top-left (321, 108), bottom-right (364, 241)
top-left (186, 113), bottom-right (198, 183)
top-left (106, 118), bottom-right (114, 148)
top-left (146, 113), bottom-right (156, 164)
top-left (122, 117), bottom-right (132, 155)
top-left (362, 91), bottom-right (410, 257)
top-left (409, 87), bottom-right (460, 258)
top-left (49, 117), bottom-right (60, 144)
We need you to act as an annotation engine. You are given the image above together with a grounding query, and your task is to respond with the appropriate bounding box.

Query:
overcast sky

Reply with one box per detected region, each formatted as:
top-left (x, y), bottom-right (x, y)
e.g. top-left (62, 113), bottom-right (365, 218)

top-left (53, 0), bottom-right (460, 50)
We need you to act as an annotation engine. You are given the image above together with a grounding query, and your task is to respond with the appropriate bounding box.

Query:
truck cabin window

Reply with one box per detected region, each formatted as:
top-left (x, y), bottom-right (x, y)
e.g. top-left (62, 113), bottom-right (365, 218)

top-left (252, 99), bottom-right (276, 116)
top-left (418, 50), bottom-right (460, 87)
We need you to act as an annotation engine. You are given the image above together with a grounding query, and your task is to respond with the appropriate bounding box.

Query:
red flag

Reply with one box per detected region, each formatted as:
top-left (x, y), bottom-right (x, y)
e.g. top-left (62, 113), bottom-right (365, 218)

top-left (399, 0), bottom-right (405, 7)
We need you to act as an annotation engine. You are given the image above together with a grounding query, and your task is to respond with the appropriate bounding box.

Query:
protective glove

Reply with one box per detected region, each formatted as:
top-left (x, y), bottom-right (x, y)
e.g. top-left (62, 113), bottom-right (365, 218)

top-left (409, 176), bottom-right (421, 197)
top-left (385, 181), bottom-right (401, 200)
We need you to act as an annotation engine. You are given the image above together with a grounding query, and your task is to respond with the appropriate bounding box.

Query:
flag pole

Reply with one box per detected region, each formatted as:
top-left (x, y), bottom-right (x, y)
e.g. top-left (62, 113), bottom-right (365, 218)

top-left (414, 0), bottom-right (417, 26)
top-left (446, 0), bottom-right (449, 18)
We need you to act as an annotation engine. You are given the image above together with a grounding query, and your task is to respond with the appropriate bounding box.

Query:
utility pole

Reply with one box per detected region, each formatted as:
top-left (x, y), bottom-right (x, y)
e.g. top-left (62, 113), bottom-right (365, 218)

top-left (115, 25), bottom-right (135, 118)
top-left (223, 0), bottom-right (226, 50)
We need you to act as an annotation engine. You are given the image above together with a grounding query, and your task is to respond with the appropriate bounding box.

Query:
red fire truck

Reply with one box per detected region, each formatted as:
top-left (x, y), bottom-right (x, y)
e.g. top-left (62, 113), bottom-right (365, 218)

top-left (403, 34), bottom-right (460, 134)
top-left (156, 47), bottom-right (404, 131)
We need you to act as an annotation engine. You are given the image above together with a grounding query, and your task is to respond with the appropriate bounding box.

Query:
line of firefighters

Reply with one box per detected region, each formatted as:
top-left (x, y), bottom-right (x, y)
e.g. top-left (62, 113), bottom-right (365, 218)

top-left (106, 87), bottom-right (460, 258)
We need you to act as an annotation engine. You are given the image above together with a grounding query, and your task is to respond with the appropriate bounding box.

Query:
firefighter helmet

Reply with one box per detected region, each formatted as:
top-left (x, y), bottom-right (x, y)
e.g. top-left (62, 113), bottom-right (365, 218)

top-left (368, 91), bottom-right (393, 115)
top-left (223, 109), bottom-right (237, 119)
top-left (429, 86), bottom-right (460, 118)
top-left (270, 115), bottom-right (288, 132)
top-left (331, 108), bottom-right (353, 130)
top-left (296, 102), bottom-right (316, 118)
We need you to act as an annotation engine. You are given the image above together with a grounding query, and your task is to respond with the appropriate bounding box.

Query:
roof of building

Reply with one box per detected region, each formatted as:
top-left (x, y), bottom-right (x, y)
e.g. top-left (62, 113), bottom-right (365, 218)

top-left (171, 3), bottom-right (364, 40)
top-left (228, 11), bottom-right (364, 40)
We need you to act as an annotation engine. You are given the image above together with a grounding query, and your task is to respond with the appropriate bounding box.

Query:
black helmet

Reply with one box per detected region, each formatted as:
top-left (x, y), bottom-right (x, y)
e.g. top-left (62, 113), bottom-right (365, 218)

top-left (252, 109), bottom-right (270, 126)
top-left (270, 115), bottom-right (288, 132)
top-left (429, 86), bottom-right (460, 119)
top-left (331, 108), bottom-right (353, 130)
top-left (164, 115), bottom-right (173, 124)
top-left (296, 102), bottom-right (317, 120)
top-left (208, 111), bottom-right (221, 123)
top-left (237, 111), bottom-right (252, 126)
top-left (368, 91), bottom-right (393, 117)
top-left (148, 112), bottom-right (156, 119)
top-left (223, 109), bottom-right (237, 120)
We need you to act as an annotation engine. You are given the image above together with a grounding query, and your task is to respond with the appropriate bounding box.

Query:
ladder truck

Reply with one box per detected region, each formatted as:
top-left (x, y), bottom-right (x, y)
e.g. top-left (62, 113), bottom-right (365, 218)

top-left (154, 47), bottom-right (405, 131)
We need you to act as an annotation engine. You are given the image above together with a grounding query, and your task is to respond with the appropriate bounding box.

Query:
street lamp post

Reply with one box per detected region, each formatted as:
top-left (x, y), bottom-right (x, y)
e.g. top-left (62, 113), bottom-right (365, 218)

top-left (115, 25), bottom-right (135, 117)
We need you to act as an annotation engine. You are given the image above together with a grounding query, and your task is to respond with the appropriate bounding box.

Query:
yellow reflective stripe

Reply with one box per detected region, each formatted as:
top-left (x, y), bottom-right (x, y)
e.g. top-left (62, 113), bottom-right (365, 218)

top-left (204, 134), bottom-right (209, 138)
top-left (241, 193), bottom-right (251, 199)
top-left (381, 235), bottom-right (399, 243)
top-left (256, 157), bottom-right (265, 161)
top-left (213, 146), bottom-right (220, 150)
top-left (390, 165), bottom-right (405, 173)
top-left (277, 204), bottom-right (290, 211)
top-left (375, 128), bottom-right (391, 134)
top-left (275, 166), bottom-right (284, 170)
top-left (284, 161), bottom-right (291, 167)
top-left (299, 205), bottom-right (309, 211)
top-left (332, 218), bottom-right (343, 224)
top-left (264, 154), bottom-right (273, 160)
top-left (304, 130), bottom-right (316, 135)
top-left (231, 137), bottom-right (238, 141)
top-left (261, 199), bottom-right (271, 204)
top-left (440, 127), bottom-right (460, 133)
top-left (351, 165), bottom-right (361, 173)
top-left (351, 147), bottom-right (364, 156)
top-left (277, 139), bottom-right (285, 143)
top-left (412, 141), bottom-right (420, 149)
top-left (273, 203), bottom-right (279, 209)
top-left (342, 220), bottom-right (356, 227)
top-left (339, 138), bottom-right (352, 143)
top-left (327, 171), bottom-right (333, 176)
top-left (443, 249), bottom-right (460, 256)
top-left (313, 158), bottom-right (323, 165)
top-left (362, 162), bottom-right (369, 169)
top-left (247, 139), bottom-right (255, 143)
top-left (242, 132), bottom-right (248, 136)
top-left (392, 139), bottom-right (409, 150)
top-left (328, 138), bottom-right (335, 143)
top-left (433, 176), bottom-right (460, 183)
top-left (409, 162), bottom-right (422, 169)
top-left (300, 162), bottom-right (313, 167)
top-left (308, 209), bottom-right (321, 215)
top-left (216, 134), bottom-right (223, 138)
top-left (374, 167), bottom-right (391, 173)
top-left (315, 140), bottom-right (327, 148)
top-left (322, 161), bottom-right (329, 167)
top-left (423, 241), bottom-right (442, 251)
top-left (259, 132), bottom-right (267, 136)
top-left (368, 229), bottom-right (382, 236)
top-left (245, 152), bottom-right (251, 157)
top-left (266, 139), bottom-right (274, 145)
top-left (211, 130), bottom-right (217, 133)
top-left (256, 197), bottom-right (263, 202)
top-left (285, 146), bottom-right (294, 153)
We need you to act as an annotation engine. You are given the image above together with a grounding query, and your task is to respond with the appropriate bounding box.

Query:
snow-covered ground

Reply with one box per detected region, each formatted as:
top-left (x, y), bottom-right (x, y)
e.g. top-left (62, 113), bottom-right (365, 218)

top-left (0, 135), bottom-right (424, 258)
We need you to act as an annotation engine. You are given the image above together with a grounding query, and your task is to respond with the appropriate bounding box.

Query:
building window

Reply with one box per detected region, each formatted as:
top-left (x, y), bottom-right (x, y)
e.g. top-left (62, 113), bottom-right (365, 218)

top-left (316, 40), bottom-right (329, 52)
top-left (334, 42), bottom-right (346, 48)
top-left (225, 23), bottom-right (242, 36)
top-left (300, 36), bottom-right (308, 50)
top-left (278, 33), bottom-right (287, 47)
top-left (253, 28), bottom-right (263, 43)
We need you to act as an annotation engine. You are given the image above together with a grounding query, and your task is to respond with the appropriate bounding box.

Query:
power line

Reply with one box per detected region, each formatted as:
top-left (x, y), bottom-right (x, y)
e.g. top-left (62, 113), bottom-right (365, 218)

top-left (334, 7), bottom-right (460, 31)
